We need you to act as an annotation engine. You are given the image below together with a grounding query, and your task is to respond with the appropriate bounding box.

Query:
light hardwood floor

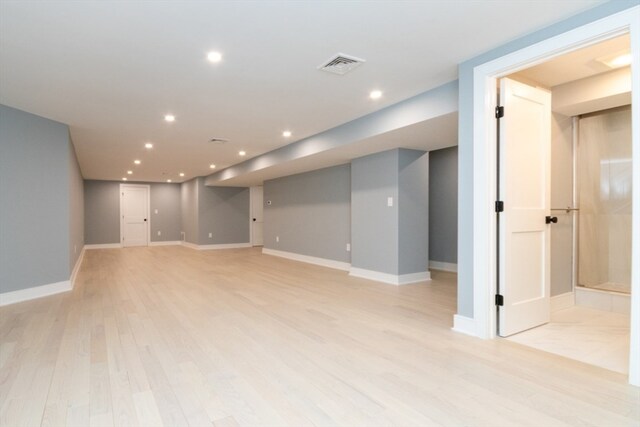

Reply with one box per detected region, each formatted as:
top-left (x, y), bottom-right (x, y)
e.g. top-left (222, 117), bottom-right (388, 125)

top-left (1, 246), bottom-right (638, 427)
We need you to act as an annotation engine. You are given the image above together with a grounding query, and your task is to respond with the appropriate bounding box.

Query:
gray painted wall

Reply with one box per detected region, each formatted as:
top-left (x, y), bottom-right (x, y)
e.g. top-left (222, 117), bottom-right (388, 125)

top-left (0, 105), bottom-right (71, 293)
top-left (263, 164), bottom-right (351, 263)
top-left (68, 137), bottom-right (84, 272)
top-left (429, 146), bottom-right (458, 264)
top-left (85, 180), bottom-right (182, 244)
top-left (351, 150), bottom-right (400, 275)
top-left (456, 0), bottom-right (636, 318)
top-left (181, 178), bottom-right (199, 244)
top-left (398, 150), bottom-right (429, 275)
top-left (197, 179), bottom-right (250, 245)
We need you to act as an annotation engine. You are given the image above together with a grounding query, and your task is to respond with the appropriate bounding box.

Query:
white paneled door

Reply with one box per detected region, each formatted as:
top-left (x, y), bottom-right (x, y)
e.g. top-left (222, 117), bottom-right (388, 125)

top-left (121, 184), bottom-right (149, 247)
top-left (498, 78), bottom-right (552, 337)
top-left (251, 186), bottom-right (264, 246)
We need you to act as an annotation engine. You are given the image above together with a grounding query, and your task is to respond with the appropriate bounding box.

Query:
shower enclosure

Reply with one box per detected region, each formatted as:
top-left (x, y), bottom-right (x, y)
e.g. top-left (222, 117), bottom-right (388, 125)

top-left (577, 105), bottom-right (632, 294)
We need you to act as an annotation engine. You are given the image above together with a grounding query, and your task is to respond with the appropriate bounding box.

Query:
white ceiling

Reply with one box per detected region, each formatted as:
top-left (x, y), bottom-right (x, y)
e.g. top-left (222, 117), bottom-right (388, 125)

top-left (0, 1), bottom-right (602, 183)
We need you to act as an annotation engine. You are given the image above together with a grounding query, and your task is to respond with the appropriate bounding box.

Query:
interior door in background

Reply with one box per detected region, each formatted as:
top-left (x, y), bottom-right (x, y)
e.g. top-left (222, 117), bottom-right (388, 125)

top-left (251, 186), bottom-right (264, 246)
top-left (498, 77), bottom-right (552, 337)
top-left (121, 184), bottom-right (149, 247)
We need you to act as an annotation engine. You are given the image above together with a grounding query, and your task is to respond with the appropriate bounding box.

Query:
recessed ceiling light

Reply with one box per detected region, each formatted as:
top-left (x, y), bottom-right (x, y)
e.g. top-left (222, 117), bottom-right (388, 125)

top-left (122, 177), bottom-right (127, 181)
top-left (167, 179), bottom-right (172, 183)
top-left (597, 51), bottom-right (632, 69)
top-left (134, 160), bottom-right (141, 165)
top-left (164, 114), bottom-right (175, 122)
top-left (239, 151), bottom-right (246, 156)
top-left (145, 142), bottom-right (153, 149)
top-left (179, 172), bottom-right (185, 177)
top-left (282, 130), bottom-right (292, 138)
top-left (209, 164), bottom-right (216, 169)
top-left (127, 170), bottom-right (133, 175)
top-left (369, 90), bottom-right (382, 99)
top-left (207, 51), bottom-right (223, 63)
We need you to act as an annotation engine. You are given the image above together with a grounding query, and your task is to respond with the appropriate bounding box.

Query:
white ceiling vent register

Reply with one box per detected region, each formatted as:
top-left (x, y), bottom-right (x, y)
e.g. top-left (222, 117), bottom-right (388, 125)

top-left (209, 138), bottom-right (229, 144)
top-left (318, 53), bottom-right (365, 75)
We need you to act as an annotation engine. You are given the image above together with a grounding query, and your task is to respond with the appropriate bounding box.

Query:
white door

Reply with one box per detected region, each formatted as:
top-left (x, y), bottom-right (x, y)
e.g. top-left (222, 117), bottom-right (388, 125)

top-left (121, 185), bottom-right (149, 247)
top-left (251, 186), bottom-right (264, 246)
top-left (498, 78), bottom-right (552, 337)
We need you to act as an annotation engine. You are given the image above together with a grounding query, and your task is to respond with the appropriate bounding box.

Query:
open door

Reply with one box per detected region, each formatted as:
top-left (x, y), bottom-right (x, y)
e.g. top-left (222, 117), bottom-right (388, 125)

top-left (498, 78), bottom-right (552, 337)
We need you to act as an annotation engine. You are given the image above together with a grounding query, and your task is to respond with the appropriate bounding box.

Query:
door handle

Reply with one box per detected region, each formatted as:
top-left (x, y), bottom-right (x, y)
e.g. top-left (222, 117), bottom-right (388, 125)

top-left (253, 218), bottom-right (256, 221)
top-left (545, 216), bottom-right (558, 224)
top-left (144, 218), bottom-right (147, 222)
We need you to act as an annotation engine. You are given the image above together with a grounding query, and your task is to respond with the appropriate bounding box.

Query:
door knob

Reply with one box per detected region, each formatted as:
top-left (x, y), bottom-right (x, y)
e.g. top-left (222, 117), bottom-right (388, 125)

top-left (545, 216), bottom-right (558, 224)
top-left (253, 218), bottom-right (256, 221)
top-left (144, 218), bottom-right (147, 222)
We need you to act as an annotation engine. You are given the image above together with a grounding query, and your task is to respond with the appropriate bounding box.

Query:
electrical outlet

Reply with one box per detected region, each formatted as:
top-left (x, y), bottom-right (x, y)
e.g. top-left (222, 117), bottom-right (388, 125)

top-left (346, 243), bottom-right (351, 252)
top-left (157, 230), bottom-right (161, 236)
top-left (209, 232), bottom-right (213, 238)
top-left (276, 236), bottom-right (279, 243)
top-left (154, 209), bottom-right (158, 214)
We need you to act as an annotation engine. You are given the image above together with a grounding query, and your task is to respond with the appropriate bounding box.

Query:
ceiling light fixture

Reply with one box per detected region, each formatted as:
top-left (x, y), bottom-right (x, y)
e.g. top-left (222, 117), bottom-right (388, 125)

top-left (145, 142), bottom-right (153, 149)
top-left (127, 170), bottom-right (133, 175)
top-left (369, 90), bottom-right (382, 99)
top-left (134, 160), bottom-right (141, 165)
top-left (179, 172), bottom-right (185, 177)
top-left (207, 51), bottom-right (223, 63)
top-left (282, 130), bottom-right (292, 138)
top-left (597, 51), bottom-right (632, 69)
top-left (167, 179), bottom-right (172, 183)
top-left (209, 164), bottom-right (216, 169)
top-left (122, 177), bottom-right (127, 181)
top-left (239, 151), bottom-right (246, 156)
top-left (164, 114), bottom-right (175, 122)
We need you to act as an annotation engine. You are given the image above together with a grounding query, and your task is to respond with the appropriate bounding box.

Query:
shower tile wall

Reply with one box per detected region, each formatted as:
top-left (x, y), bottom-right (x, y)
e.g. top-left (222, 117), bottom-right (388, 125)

top-left (578, 106), bottom-right (632, 293)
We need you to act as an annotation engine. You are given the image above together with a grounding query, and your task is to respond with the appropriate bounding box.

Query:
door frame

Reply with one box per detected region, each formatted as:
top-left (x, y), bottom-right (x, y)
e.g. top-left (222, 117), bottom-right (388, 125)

top-left (119, 183), bottom-right (151, 247)
top-left (471, 6), bottom-right (639, 385)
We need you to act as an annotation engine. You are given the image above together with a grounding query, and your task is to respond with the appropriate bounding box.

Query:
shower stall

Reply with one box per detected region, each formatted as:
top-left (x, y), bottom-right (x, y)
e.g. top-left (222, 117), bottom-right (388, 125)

top-left (577, 105), bottom-right (632, 294)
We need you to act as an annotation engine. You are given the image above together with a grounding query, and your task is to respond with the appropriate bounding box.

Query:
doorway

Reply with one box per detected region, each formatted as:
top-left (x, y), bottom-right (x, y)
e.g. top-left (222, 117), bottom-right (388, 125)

top-left (250, 186), bottom-right (264, 246)
top-left (120, 184), bottom-right (150, 247)
top-left (470, 7), bottom-right (639, 385)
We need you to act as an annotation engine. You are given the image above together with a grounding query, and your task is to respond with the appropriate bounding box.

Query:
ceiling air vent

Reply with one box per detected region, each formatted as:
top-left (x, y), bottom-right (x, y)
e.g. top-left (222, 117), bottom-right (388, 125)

top-left (318, 53), bottom-right (365, 75)
top-left (209, 138), bottom-right (229, 144)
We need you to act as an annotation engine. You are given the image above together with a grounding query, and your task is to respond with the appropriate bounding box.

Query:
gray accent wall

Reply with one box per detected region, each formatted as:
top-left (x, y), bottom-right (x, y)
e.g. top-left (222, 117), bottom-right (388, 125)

top-left (429, 146), bottom-right (458, 264)
top-left (68, 137), bottom-right (84, 272)
top-left (456, 0), bottom-right (636, 318)
top-left (197, 179), bottom-right (250, 245)
top-left (85, 180), bottom-right (182, 245)
top-left (263, 164), bottom-right (351, 263)
top-left (0, 105), bottom-right (72, 293)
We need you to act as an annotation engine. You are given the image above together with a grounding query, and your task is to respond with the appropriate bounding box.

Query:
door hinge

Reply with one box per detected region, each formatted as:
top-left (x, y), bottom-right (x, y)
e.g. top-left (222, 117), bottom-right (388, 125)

top-left (495, 106), bottom-right (504, 119)
top-left (495, 294), bottom-right (504, 306)
top-left (495, 201), bottom-right (504, 213)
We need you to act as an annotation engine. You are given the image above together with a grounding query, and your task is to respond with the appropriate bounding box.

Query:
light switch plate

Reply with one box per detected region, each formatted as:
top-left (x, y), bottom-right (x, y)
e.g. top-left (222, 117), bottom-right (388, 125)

top-left (387, 197), bottom-right (393, 207)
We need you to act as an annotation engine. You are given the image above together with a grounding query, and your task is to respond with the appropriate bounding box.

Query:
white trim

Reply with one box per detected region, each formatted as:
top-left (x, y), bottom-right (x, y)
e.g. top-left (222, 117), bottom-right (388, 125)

top-left (349, 267), bottom-right (431, 285)
top-left (470, 6), bottom-right (639, 385)
top-left (182, 241), bottom-right (252, 251)
top-left (428, 260), bottom-right (458, 273)
top-left (149, 240), bottom-right (182, 247)
top-left (0, 280), bottom-right (71, 306)
top-left (551, 292), bottom-right (575, 313)
top-left (452, 314), bottom-right (478, 337)
top-left (70, 246), bottom-right (85, 287)
top-left (85, 243), bottom-right (122, 249)
top-left (575, 287), bottom-right (630, 315)
top-left (262, 248), bottom-right (351, 271)
top-left (120, 183), bottom-right (151, 247)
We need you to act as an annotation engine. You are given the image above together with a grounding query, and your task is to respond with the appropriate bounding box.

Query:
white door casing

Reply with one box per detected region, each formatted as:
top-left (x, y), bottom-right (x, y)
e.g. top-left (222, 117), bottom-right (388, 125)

top-left (120, 184), bottom-right (150, 247)
top-left (498, 78), bottom-right (551, 337)
top-left (250, 186), bottom-right (264, 246)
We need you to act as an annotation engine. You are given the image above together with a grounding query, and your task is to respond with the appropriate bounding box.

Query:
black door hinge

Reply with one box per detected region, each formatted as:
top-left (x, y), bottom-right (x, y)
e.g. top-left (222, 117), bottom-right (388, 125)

top-left (495, 201), bottom-right (504, 213)
top-left (495, 106), bottom-right (504, 119)
top-left (495, 294), bottom-right (504, 306)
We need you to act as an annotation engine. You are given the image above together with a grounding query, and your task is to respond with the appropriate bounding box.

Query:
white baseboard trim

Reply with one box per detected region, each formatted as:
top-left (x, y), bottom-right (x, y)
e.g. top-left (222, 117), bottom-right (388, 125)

top-left (182, 241), bottom-right (252, 250)
top-left (262, 248), bottom-right (351, 271)
top-left (0, 280), bottom-right (72, 307)
top-left (348, 267), bottom-right (431, 285)
top-left (85, 243), bottom-right (122, 249)
top-left (551, 291), bottom-right (575, 312)
top-left (452, 314), bottom-right (479, 337)
top-left (149, 241), bottom-right (182, 247)
top-left (70, 246), bottom-right (85, 288)
top-left (428, 260), bottom-right (458, 273)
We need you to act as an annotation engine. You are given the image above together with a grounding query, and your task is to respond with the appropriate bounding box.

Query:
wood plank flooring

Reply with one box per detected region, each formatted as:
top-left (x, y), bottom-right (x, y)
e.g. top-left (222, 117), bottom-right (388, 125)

top-left (1, 246), bottom-right (638, 426)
